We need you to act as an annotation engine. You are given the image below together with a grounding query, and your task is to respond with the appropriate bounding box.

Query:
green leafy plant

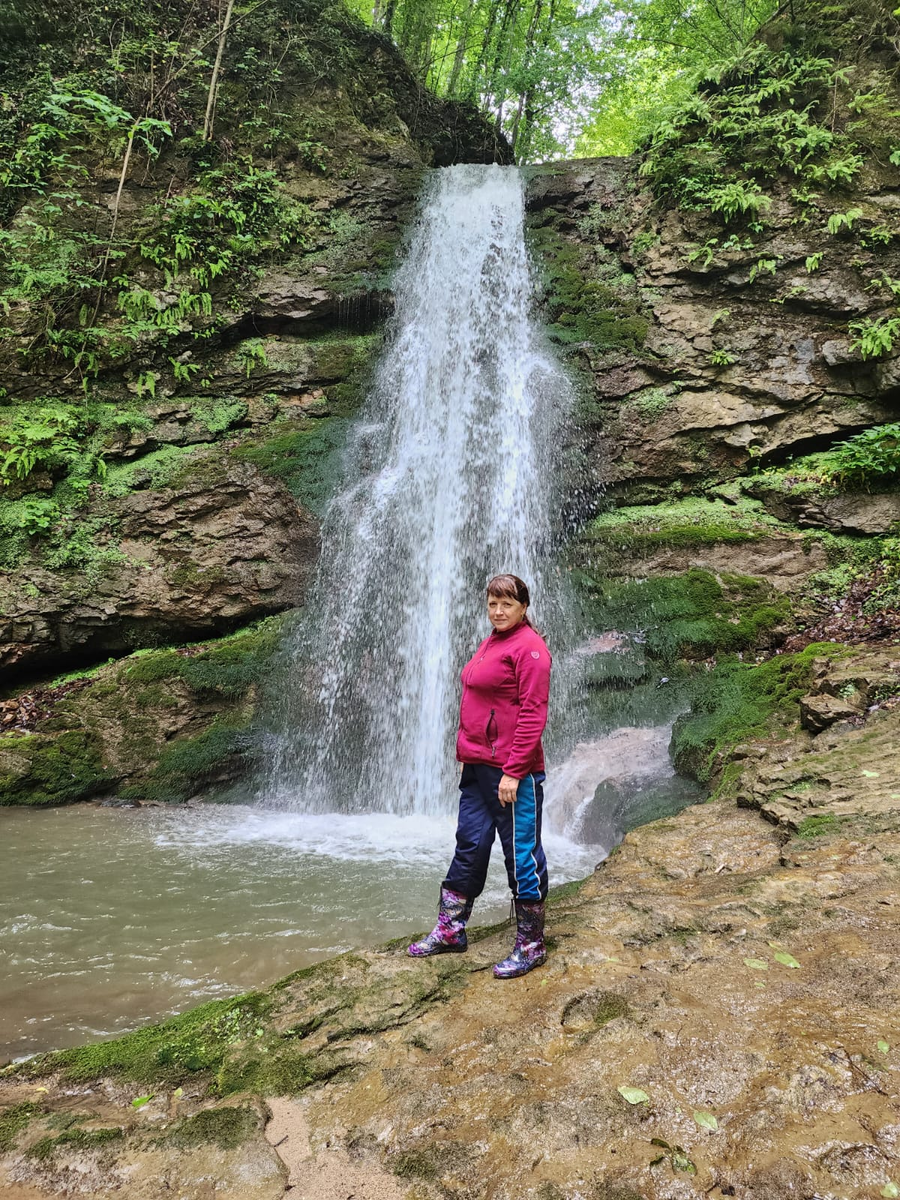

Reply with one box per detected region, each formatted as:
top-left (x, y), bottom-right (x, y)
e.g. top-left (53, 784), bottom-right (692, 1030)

top-left (805, 253), bottom-right (823, 272)
top-left (708, 348), bottom-right (736, 366)
top-left (849, 315), bottom-right (900, 360)
top-left (649, 1137), bottom-right (696, 1174)
top-left (0, 404), bottom-right (83, 481)
top-left (827, 207), bottom-right (863, 234)
top-left (749, 257), bottom-right (779, 283)
top-left (236, 338), bottom-right (270, 377)
top-left (831, 424), bottom-right (900, 489)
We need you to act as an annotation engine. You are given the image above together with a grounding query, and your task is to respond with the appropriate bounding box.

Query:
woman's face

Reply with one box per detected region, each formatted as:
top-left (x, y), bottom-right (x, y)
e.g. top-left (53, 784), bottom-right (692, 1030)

top-left (487, 591), bottom-right (527, 632)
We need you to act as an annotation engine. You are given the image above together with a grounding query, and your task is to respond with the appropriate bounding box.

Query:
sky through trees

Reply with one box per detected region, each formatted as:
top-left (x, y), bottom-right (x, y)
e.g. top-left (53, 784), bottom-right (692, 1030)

top-left (345, 0), bottom-right (779, 161)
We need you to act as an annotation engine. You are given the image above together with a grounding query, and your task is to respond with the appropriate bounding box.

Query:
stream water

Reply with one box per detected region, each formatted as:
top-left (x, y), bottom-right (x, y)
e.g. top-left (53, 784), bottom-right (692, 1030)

top-left (2, 165), bottom-right (703, 1061)
top-left (0, 717), bottom-right (697, 1060)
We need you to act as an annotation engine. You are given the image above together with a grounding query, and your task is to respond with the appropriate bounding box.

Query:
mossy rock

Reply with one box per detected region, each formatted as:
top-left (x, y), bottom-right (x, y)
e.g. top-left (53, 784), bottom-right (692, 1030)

top-left (0, 1103), bottom-right (42, 1152)
top-left (2, 618), bottom-right (287, 806)
top-left (27, 1126), bottom-right (124, 1161)
top-left (582, 496), bottom-right (785, 554)
top-left (574, 567), bottom-right (793, 661)
top-left (671, 641), bottom-right (846, 784)
top-left (0, 730), bottom-right (110, 806)
top-left (160, 1105), bottom-right (259, 1150)
top-left (233, 421), bottom-right (352, 515)
top-left (15, 991), bottom-right (275, 1089)
top-left (528, 225), bottom-right (652, 356)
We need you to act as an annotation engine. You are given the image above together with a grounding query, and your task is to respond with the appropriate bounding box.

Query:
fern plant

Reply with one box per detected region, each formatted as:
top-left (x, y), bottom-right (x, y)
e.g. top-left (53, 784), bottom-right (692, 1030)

top-left (832, 424), bottom-right (900, 489)
top-left (849, 315), bottom-right (900, 360)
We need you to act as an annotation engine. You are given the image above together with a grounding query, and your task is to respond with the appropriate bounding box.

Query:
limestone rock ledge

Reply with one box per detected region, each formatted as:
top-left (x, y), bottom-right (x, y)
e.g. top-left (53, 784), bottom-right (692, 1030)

top-left (0, 453), bottom-right (318, 678)
top-left (3, 654), bottom-right (899, 1200)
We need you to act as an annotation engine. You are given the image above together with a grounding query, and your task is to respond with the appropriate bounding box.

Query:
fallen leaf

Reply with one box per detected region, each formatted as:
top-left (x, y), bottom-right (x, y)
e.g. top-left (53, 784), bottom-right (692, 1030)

top-left (754, 981), bottom-right (766, 989)
top-left (881, 1183), bottom-right (899, 1198)
top-left (862, 769), bottom-right (880, 778)
top-left (693, 1110), bottom-right (719, 1131)
top-left (172, 1087), bottom-right (184, 1099)
top-left (671, 1148), bottom-right (697, 1175)
top-left (878, 1040), bottom-right (890, 1054)
top-left (773, 950), bottom-right (801, 969)
top-left (131, 1094), bottom-right (154, 1109)
top-left (744, 957), bottom-right (768, 970)
top-left (618, 1086), bottom-right (650, 1105)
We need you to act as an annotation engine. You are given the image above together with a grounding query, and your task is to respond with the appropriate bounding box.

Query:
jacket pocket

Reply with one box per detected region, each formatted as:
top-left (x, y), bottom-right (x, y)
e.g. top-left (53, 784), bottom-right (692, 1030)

top-left (486, 709), bottom-right (498, 758)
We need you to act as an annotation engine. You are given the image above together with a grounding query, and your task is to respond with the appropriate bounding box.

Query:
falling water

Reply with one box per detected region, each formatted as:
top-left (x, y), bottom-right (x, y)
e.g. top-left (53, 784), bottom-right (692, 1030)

top-left (262, 164), bottom-right (577, 816)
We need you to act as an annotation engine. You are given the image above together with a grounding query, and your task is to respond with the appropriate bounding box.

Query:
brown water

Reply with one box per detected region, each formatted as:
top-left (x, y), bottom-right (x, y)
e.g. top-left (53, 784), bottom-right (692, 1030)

top-left (0, 803), bottom-right (603, 1060)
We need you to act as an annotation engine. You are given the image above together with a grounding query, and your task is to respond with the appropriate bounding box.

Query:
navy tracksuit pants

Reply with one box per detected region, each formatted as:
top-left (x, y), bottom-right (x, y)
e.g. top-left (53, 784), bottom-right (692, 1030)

top-left (443, 762), bottom-right (549, 901)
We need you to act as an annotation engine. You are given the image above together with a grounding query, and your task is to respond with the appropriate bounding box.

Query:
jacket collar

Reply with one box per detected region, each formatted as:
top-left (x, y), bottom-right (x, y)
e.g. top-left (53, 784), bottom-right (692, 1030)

top-left (489, 620), bottom-right (528, 641)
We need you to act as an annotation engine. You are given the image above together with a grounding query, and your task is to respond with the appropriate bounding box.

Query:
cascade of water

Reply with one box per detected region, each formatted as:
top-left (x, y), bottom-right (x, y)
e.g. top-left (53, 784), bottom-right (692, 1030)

top-left (261, 164), bottom-right (578, 816)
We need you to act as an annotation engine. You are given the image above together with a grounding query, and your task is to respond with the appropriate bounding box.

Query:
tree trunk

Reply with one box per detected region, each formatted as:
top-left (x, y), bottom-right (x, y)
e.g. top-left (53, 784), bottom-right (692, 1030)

top-left (448, 0), bottom-right (476, 96)
top-left (382, 0), bottom-right (397, 37)
top-left (203, 0), bottom-right (236, 141)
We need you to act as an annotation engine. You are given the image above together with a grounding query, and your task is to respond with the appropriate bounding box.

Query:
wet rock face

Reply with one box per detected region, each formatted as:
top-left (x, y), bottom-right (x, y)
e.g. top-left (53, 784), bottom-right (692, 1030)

top-left (526, 159), bottom-right (900, 502)
top-left (0, 456), bottom-right (317, 677)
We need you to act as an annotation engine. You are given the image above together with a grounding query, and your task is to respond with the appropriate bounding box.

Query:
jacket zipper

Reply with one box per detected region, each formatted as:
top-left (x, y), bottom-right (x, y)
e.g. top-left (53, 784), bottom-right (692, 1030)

top-left (486, 709), bottom-right (498, 758)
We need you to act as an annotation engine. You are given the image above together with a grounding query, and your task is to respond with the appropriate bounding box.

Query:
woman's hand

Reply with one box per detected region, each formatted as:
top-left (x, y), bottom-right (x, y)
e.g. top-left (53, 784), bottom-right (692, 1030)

top-left (498, 773), bottom-right (520, 807)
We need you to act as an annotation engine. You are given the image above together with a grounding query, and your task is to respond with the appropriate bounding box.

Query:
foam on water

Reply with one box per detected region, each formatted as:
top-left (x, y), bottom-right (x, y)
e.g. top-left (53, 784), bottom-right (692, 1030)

top-left (154, 806), bottom-right (604, 878)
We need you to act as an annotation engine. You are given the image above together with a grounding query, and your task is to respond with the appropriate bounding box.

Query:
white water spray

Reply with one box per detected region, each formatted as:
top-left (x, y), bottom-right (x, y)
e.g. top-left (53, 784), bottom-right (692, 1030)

top-left (262, 165), bottom-right (577, 816)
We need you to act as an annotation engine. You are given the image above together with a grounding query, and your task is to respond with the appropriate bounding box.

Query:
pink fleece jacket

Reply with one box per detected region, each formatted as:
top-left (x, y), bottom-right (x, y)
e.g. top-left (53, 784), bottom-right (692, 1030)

top-left (456, 621), bottom-right (552, 779)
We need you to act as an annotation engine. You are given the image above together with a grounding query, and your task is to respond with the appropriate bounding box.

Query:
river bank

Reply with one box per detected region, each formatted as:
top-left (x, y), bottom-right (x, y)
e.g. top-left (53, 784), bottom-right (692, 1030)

top-left (2, 637), bottom-right (899, 1200)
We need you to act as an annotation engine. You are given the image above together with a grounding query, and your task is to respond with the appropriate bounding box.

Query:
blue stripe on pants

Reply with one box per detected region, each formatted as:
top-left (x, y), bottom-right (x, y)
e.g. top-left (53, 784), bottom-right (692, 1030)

top-left (443, 762), bottom-right (548, 901)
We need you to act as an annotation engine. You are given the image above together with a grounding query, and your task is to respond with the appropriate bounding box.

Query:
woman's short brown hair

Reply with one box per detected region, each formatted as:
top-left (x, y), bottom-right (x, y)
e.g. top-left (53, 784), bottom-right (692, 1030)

top-left (486, 574), bottom-right (534, 627)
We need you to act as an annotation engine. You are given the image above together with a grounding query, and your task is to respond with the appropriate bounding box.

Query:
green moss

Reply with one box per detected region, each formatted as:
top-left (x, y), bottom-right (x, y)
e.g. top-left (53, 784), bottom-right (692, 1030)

top-left (27, 1126), bottom-right (123, 1161)
top-left (576, 568), bottom-right (792, 661)
top-left (233, 421), bottom-right (351, 515)
top-left (393, 1149), bottom-right (442, 1180)
top-left (0, 731), bottom-right (109, 806)
top-left (671, 642), bottom-right (847, 784)
top-left (188, 398), bottom-right (248, 435)
top-left (592, 992), bottom-right (630, 1026)
top-left (119, 618), bottom-right (282, 696)
top-left (0, 1102), bottom-right (41, 1152)
top-left (121, 720), bottom-right (251, 803)
top-left (213, 1046), bottom-right (331, 1096)
top-left (15, 991), bottom-right (274, 1088)
top-left (529, 226), bottom-right (651, 354)
top-left (546, 877), bottom-right (587, 904)
top-left (583, 497), bottom-right (782, 554)
top-left (0, 620), bottom-right (285, 809)
top-left (162, 1105), bottom-right (257, 1150)
top-left (795, 813), bottom-right (843, 838)
top-left (101, 446), bottom-right (198, 498)
top-left (621, 386), bottom-right (673, 423)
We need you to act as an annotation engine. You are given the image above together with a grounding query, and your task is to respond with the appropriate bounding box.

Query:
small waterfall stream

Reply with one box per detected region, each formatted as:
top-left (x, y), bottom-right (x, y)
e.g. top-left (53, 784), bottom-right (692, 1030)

top-left (263, 165), bottom-right (577, 815)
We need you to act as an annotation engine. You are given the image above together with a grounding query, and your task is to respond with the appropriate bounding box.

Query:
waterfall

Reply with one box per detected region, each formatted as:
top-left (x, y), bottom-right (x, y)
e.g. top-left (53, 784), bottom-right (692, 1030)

top-left (262, 164), bottom-right (577, 816)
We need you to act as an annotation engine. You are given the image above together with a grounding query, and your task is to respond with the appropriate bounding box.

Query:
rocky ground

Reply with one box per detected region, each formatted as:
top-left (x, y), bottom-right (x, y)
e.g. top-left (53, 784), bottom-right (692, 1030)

top-left (2, 639), bottom-right (899, 1200)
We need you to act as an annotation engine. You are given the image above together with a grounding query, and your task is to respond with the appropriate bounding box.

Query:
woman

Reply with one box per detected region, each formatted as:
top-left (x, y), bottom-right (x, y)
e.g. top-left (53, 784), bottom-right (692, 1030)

top-left (408, 573), bottom-right (551, 979)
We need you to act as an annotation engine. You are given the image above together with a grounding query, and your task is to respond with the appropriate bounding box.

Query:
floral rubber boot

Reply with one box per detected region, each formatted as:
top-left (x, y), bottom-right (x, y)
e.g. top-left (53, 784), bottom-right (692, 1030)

top-left (408, 887), bottom-right (473, 957)
top-left (493, 899), bottom-right (547, 979)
